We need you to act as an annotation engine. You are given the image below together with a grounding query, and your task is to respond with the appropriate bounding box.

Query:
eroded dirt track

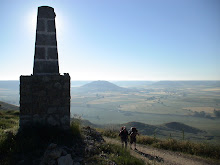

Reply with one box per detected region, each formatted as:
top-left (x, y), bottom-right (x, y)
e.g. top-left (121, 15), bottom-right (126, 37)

top-left (104, 137), bottom-right (219, 165)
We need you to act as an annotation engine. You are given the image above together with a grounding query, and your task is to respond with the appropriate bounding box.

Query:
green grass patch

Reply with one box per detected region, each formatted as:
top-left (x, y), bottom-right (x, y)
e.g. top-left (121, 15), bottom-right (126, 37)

top-left (99, 143), bottom-right (144, 165)
top-left (0, 112), bottom-right (83, 165)
top-left (97, 128), bottom-right (118, 139)
top-left (0, 110), bottom-right (19, 131)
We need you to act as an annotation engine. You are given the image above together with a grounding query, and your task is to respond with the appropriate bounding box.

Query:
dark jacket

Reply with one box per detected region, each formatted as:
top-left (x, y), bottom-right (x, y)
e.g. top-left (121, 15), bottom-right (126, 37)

top-left (119, 129), bottom-right (128, 140)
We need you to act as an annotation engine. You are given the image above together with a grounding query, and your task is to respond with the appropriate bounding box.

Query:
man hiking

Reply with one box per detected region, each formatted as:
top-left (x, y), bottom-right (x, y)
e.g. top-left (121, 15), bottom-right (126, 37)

top-left (119, 126), bottom-right (128, 148)
top-left (128, 127), bottom-right (139, 150)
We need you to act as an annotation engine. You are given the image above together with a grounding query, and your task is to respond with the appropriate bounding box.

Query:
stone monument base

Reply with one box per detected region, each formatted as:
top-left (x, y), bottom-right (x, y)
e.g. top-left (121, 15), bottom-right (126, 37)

top-left (20, 74), bottom-right (70, 130)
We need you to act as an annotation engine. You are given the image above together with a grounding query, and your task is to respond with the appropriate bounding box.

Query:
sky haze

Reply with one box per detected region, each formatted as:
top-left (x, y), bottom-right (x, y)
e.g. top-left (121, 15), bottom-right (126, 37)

top-left (0, 0), bottom-right (219, 80)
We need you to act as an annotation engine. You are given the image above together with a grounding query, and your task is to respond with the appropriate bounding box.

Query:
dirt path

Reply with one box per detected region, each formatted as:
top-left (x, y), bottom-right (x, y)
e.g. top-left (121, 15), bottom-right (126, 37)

top-left (104, 137), bottom-right (219, 165)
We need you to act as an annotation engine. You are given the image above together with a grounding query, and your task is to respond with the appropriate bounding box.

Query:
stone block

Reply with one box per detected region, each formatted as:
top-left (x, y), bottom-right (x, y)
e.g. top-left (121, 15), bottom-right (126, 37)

top-left (58, 107), bottom-right (69, 115)
top-left (47, 116), bottom-right (60, 126)
top-left (20, 115), bottom-right (32, 120)
top-left (38, 6), bottom-right (56, 19)
top-left (34, 47), bottom-right (46, 59)
top-left (54, 82), bottom-right (62, 90)
top-left (33, 114), bottom-right (45, 123)
top-left (36, 33), bottom-right (57, 46)
top-left (37, 18), bottom-right (45, 32)
top-left (47, 20), bottom-right (56, 32)
top-left (58, 154), bottom-right (73, 165)
top-left (48, 107), bottom-right (57, 114)
top-left (60, 115), bottom-right (70, 125)
top-left (33, 61), bottom-right (59, 74)
top-left (42, 76), bottom-right (50, 82)
top-left (63, 82), bottom-right (70, 89)
top-left (48, 47), bottom-right (58, 59)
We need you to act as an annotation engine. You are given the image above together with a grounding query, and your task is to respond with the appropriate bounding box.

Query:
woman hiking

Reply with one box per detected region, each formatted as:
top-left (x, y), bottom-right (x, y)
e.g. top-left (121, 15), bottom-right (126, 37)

top-left (119, 126), bottom-right (129, 148)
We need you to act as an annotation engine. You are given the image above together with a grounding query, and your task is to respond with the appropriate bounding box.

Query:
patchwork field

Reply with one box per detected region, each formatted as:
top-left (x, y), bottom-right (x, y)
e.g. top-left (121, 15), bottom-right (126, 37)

top-left (70, 82), bottom-right (220, 144)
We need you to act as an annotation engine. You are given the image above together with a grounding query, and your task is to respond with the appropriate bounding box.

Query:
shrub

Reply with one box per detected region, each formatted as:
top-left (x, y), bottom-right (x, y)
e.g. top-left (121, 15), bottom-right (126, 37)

top-left (99, 128), bottom-right (118, 139)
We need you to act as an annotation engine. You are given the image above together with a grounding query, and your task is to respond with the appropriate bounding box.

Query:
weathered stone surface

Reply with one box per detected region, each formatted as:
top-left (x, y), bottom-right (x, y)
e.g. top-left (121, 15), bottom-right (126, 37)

top-left (36, 34), bottom-right (57, 46)
top-left (57, 154), bottom-right (73, 165)
top-left (48, 149), bottom-right (62, 159)
top-left (48, 48), bottom-right (58, 59)
top-left (34, 47), bottom-right (46, 59)
top-left (20, 75), bottom-right (70, 129)
top-left (48, 20), bottom-right (56, 32)
top-left (48, 143), bottom-right (57, 150)
top-left (37, 18), bottom-right (45, 32)
top-left (54, 82), bottom-right (62, 89)
top-left (33, 61), bottom-right (59, 74)
top-left (38, 6), bottom-right (56, 19)
top-left (47, 116), bottom-right (60, 126)
top-left (48, 107), bottom-right (57, 114)
top-left (33, 6), bottom-right (59, 75)
top-left (61, 116), bottom-right (70, 125)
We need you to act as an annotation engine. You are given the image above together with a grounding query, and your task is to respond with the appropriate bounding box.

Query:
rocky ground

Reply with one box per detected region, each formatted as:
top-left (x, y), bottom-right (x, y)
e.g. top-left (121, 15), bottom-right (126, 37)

top-left (16, 126), bottom-right (116, 165)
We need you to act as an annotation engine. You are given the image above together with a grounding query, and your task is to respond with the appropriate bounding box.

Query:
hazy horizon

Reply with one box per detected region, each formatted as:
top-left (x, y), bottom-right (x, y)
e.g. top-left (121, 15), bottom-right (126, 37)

top-left (1, 79), bottom-right (220, 81)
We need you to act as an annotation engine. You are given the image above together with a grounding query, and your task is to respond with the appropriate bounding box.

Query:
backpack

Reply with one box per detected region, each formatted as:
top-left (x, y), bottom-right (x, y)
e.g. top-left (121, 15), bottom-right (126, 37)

top-left (131, 127), bottom-right (137, 133)
top-left (121, 126), bottom-right (125, 131)
top-left (119, 126), bottom-right (128, 138)
top-left (129, 127), bottom-right (138, 137)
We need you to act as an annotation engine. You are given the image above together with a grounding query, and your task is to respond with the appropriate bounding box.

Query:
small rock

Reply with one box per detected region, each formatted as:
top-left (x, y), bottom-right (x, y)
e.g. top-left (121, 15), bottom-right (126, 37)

top-left (48, 148), bottom-right (62, 159)
top-left (58, 154), bottom-right (73, 165)
top-left (48, 159), bottom-right (56, 165)
top-left (62, 149), bottom-right (68, 156)
top-left (73, 162), bottom-right (81, 165)
top-left (48, 143), bottom-right (57, 150)
top-left (17, 160), bottom-right (24, 165)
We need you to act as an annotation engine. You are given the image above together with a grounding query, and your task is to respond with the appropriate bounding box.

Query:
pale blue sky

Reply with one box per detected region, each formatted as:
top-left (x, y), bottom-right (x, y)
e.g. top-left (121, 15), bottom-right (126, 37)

top-left (0, 0), bottom-right (219, 80)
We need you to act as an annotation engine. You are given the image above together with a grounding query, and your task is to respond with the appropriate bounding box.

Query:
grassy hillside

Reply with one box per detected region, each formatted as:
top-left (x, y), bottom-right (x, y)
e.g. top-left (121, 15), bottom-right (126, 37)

top-left (0, 110), bottom-right (144, 165)
top-left (0, 101), bottom-right (19, 111)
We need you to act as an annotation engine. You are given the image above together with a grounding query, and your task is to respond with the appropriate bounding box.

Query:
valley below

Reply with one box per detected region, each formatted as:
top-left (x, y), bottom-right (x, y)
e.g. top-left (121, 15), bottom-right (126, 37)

top-left (1, 80), bottom-right (220, 144)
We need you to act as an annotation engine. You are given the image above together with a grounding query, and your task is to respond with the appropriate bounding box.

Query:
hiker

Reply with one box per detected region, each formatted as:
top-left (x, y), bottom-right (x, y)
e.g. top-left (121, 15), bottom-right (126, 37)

top-left (128, 127), bottom-right (139, 150)
top-left (119, 126), bottom-right (128, 148)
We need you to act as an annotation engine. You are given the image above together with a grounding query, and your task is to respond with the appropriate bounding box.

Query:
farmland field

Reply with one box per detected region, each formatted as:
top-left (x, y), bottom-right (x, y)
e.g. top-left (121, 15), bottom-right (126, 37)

top-left (70, 82), bottom-right (220, 141)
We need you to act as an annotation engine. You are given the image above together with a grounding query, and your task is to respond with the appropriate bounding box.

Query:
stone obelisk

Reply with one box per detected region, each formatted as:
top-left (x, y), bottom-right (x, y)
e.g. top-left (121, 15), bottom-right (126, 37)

top-left (20, 6), bottom-right (70, 130)
top-left (33, 6), bottom-right (59, 75)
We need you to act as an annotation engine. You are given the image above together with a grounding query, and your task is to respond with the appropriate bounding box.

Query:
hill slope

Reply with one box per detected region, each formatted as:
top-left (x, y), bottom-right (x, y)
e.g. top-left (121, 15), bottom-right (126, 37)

top-left (149, 81), bottom-right (220, 88)
top-left (161, 122), bottom-right (205, 134)
top-left (0, 101), bottom-right (19, 111)
top-left (83, 120), bottom-right (209, 141)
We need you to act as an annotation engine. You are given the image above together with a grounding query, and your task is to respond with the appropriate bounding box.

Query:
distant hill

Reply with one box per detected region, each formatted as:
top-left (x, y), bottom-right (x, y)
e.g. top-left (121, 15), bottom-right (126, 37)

top-left (0, 101), bottom-right (19, 111)
top-left (81, 120), bottom-right (209, 141)
top-left (161, 122), bottom-right (205, 134)
top-left (113, 121), bottom-right (205, 135)
top-left (73, 80), bottom-right (131, 93)
top-left (117, 121), bottom-right (157, 135)
top-left (82, 120), bottom-right (206, 136)
top-left (112, 81), bottom-right (156, 88)
top-left (149, 81), bottom-right (220, 88)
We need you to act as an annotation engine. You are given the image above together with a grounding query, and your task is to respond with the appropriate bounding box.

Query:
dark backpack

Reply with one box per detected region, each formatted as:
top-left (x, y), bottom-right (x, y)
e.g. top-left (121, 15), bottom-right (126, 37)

top-left (131, 127), bottom-right (137, 133)
top-left (130, 127), bottom-right (138, 137)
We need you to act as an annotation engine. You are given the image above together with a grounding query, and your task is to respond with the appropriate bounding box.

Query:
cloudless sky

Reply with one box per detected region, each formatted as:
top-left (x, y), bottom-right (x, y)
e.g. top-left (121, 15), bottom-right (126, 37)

top-left (0, 0), bottom-right (219, 80)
